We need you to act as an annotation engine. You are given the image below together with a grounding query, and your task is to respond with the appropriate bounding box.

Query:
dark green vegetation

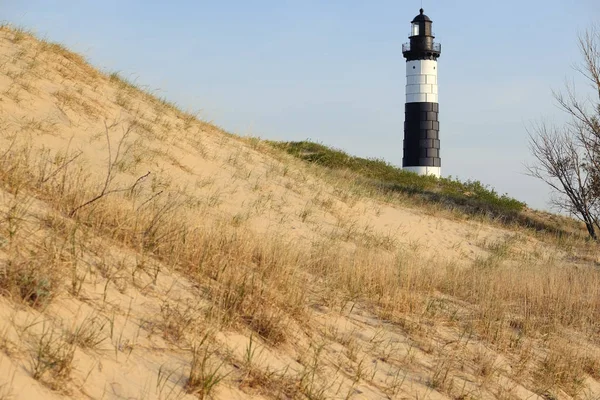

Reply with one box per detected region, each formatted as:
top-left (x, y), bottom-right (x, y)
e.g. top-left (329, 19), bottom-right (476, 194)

top-left (269, 140), bottom-right (532, 221)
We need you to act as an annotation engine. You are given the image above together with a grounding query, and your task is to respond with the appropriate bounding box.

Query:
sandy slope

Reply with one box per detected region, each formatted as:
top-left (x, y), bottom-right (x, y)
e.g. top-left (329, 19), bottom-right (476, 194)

top-left (0, 26), bottom-right (597, 400)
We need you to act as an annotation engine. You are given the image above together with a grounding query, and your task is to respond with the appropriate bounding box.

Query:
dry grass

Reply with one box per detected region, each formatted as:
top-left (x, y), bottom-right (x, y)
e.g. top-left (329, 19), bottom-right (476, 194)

top-left (28, 322), bottom-right (76, 391)
top-left (3, 133), bottom-right (598, 397)
top-left (0, 24), bottom-right (599, 399)
top-left (185, 332), bottom-right (226, 399)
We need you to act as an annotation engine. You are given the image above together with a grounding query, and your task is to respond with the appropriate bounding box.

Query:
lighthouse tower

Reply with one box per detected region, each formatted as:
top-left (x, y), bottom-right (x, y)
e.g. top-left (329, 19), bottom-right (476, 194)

top-left (402, 8), bottom-right (442, 177)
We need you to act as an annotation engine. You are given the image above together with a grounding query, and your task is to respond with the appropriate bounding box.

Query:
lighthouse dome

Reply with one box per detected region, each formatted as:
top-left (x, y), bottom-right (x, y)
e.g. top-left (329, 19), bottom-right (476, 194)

top-left (411, 9), bottom-right (432, 23)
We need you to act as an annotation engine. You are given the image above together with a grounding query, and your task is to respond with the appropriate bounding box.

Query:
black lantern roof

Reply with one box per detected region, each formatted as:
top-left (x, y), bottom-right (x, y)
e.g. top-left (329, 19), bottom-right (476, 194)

top-left (411, 8), bottom-right (432, 23)
top-left (403, 8), bottom-right (440, 61)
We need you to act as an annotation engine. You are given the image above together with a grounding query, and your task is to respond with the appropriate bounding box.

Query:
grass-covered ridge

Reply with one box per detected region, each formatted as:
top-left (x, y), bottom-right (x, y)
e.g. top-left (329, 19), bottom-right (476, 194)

top-left (268, 140), bottom-right (526, 217)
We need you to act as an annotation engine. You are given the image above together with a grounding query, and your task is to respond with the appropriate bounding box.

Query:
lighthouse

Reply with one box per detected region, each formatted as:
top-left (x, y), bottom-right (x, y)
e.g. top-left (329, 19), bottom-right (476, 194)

top-left (402, 8), bottom-right (442, 177)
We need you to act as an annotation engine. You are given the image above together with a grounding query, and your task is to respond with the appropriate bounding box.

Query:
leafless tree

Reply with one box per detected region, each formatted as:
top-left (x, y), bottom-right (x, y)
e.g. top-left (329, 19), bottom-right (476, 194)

top-left (528, 26), bottom-right (600, 240)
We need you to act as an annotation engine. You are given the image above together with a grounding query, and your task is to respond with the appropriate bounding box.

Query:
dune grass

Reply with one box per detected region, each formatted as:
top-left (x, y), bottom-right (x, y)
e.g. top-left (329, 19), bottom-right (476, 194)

top-left (1, 127), bottom-right (599, 399)
top-left (0, 25), bottom-right (599, 399)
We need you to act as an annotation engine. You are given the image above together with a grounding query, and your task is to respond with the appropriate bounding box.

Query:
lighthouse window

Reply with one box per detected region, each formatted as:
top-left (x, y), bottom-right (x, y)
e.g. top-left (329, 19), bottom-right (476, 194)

top-left (412, 23), bottom-right (420, 36)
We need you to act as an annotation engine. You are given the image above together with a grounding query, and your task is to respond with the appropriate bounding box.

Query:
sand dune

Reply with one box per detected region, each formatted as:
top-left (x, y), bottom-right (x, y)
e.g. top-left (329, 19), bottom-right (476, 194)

top-left (0, 25), bottom-right (598, 400)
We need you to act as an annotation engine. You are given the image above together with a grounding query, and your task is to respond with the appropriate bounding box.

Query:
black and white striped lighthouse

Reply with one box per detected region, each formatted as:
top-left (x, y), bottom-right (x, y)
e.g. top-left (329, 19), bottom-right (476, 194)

top-left (402, 8), bottom-right (442, 177)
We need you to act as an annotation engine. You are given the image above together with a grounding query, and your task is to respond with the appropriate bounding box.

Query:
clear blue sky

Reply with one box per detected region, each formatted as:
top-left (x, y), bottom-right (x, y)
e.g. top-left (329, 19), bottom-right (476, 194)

top-left (3, 1), bottom-right (600, 210)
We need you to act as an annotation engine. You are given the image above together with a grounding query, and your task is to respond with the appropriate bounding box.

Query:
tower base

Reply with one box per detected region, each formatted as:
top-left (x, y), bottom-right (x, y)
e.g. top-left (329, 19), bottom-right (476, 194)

top-left (403, 166), bottom-right (440, 178)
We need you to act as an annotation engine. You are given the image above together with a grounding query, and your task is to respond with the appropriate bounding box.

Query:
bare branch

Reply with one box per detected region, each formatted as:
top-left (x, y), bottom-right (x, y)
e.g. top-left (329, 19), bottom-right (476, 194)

top-left (68, 120), bottom-right (149, 217)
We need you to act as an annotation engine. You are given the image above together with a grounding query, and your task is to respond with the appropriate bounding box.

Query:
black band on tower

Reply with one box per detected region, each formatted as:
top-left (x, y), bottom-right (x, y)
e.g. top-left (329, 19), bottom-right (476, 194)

top-left (402, 102), bottom-right (441, 168)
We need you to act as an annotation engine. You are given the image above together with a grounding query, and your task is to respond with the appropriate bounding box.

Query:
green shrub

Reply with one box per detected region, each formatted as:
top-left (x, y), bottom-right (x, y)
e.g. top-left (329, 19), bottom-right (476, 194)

top-left (268, 140), bottom-right (526, 218)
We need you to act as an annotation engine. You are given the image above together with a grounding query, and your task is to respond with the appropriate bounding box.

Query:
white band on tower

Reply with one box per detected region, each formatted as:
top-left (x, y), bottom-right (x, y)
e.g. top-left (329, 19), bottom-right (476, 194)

top-left (406, 60), bottom-right (438, 104)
